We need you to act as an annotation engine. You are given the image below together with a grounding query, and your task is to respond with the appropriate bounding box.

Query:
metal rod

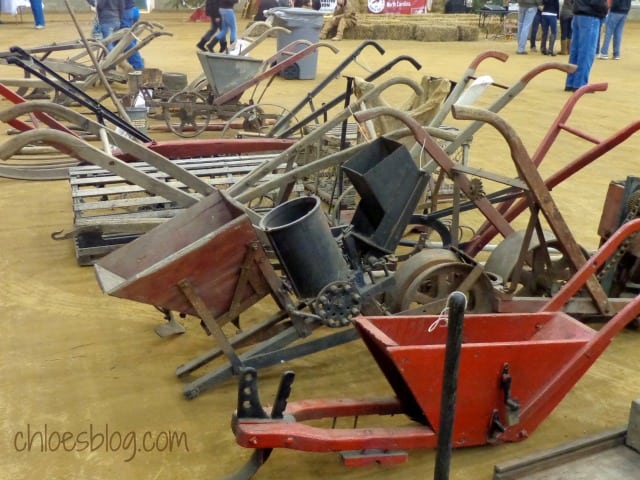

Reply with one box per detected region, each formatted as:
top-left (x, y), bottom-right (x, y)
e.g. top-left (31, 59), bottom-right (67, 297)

top-left (434, 291), bottom-right (466, 480)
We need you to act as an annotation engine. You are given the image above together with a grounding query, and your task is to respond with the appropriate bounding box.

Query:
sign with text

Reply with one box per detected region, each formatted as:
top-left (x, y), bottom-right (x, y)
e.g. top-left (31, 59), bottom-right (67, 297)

top-left (367, 0), bottom-right (430, 14)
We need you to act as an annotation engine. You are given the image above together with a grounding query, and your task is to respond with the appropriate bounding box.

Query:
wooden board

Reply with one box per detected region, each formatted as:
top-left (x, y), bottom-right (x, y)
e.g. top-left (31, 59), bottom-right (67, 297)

top-left (68, 154), bottom-right (301, 265)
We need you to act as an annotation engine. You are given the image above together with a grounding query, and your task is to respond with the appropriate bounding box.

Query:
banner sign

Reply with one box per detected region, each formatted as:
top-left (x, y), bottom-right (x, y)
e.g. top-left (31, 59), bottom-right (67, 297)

top-left (367, 0), bottom-right (429, 14)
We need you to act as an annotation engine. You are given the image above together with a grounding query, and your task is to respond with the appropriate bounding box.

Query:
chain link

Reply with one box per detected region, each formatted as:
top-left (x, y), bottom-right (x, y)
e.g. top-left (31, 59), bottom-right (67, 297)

top-left (597, 190), bottom-right (640, 280)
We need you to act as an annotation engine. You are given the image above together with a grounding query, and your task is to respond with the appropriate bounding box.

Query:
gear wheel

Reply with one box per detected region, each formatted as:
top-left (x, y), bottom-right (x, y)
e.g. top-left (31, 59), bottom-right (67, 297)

top-left (312, 281), bottom-right (362, 328)
top-left (468, 177), bottom-right (485, 201)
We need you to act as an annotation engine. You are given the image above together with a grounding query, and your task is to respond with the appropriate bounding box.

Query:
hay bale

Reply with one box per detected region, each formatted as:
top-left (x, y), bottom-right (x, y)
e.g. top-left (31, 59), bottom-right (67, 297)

top-left (351, 24), bottom-right (378, 39)
top-left (414, 25), bottom-right (459, 42)
top-left (369, 22), bottom-right (416, 40)
top-left (457, 25), bottom-right (480, 41)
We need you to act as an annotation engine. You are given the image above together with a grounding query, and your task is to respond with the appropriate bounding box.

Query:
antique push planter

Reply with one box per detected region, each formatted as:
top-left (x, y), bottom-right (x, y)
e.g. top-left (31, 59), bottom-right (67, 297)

top-left (225, 218), bottom-right (640, 478)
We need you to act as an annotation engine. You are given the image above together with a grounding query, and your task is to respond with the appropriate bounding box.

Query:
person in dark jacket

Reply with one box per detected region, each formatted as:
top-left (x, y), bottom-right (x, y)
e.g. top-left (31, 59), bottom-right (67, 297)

top-left (197, 0), bottom-right (224, 52)
top-left (564, 0), bottom-right (608, 91)
top-left (539, 0), bottom-right (559, 55)
top-left (598, 0), bottom-right (631, 59)
top-left (88, 0), bottom-right (125, 49)
top-left (205, 0), bottom-right (238, 53)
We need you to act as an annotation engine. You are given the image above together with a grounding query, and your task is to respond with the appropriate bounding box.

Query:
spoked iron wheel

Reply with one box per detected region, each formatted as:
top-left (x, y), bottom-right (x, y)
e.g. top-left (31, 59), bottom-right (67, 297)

top-left (220, 103), bottom-right (299, 139)
top-left (163, 90), bottom-right (211, 138)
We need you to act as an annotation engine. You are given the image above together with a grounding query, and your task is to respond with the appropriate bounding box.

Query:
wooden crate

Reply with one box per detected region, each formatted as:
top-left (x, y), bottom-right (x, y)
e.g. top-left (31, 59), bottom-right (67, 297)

top-left (68, 154), bottom-right (300, 265)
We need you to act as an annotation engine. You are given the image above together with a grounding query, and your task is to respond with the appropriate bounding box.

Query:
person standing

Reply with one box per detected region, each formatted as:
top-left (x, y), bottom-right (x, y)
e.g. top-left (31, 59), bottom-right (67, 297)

top-left (539, 0), bottom-right (559, 55)
top-left (558, 0), bottom-right (574, 54)
top-left (196, 0), bottom-right (221, 51)
top-left (516, 0), bottom-right (541, 54)
top-left (120, 0), bottom-right (144, 70)
top-left (205, 0), bottom-right (237, 53)
top-left (29, 0), bottom-right (45, 29)
top-left (564, 0), bottom-right (608, 91)
top-left (319, 0), bottom-right (357, 41)
top-left (88, 0), bottom-right (124, 48)
top-left (529, 9), bottom-right (541, 52)
top-left (598, 0), bottom-right (631, 59)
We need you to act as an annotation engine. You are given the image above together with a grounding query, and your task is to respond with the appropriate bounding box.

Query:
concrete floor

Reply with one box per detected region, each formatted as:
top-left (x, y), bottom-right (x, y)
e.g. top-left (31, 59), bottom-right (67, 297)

top-left (1, 11), bottom-right (640, 480)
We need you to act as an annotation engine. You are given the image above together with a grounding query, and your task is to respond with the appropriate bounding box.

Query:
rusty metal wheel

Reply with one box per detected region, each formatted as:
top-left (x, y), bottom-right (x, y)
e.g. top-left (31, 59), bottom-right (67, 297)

top-left (163, 90), bottom-right (211, 138)
top-left (386, 248), bottom-right (459, 312)
top-left (220, 104), bottom-right (299, 139)
top-left (394, 261), bottom-right (495, 314)
top-left (485, 230), bottom-right (588, 297)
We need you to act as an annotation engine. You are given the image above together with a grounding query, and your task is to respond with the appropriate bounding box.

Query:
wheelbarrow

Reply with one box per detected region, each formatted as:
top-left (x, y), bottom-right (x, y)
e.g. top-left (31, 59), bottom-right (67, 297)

top-left (225, 217), bottom-right (640, 478)
top-left (92, 132), bottom-right (429, 398)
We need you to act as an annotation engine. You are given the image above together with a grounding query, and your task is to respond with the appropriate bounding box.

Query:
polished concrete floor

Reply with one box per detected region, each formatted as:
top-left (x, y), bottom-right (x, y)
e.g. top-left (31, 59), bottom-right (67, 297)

top-left (1, 12), bottom-right (640, 480)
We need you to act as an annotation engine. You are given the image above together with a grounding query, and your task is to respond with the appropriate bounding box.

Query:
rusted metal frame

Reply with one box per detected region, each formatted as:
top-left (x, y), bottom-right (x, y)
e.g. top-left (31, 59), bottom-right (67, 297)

top-left (452, 104), bottom-right (612, 315)
top-left (468, 141), bottom-right (640, 277)
top-left (268, 40), bottom-right (387, 137)
top-left (503, 202), bottom-right (541, 294)
top-left (5, 49), bottom-right (150, 142)
top-left (183, 326), bottom-right (359, 400)
top-left (178, 278), bottom-right (244, 372)
top-left (0, 82), bottom-right (77, 135)
top-left (0, 101), bottom-right (214, 196)
top-left (211, 42), bottom-right (340, 108)
top-left (515, 222), bottom-right (640, 436)
top-left (272, 54), bottom-right (422, 139)
top-left (228, 77), bottom-right (424, 202)
top-left (0, 129), bottom-right (198, 208)
top-left (421, 62), bottom-right (576, 162)
top-left (466, 83), bottom-right (611, 256)
top-left (175, 310), bottom-right (289, 378)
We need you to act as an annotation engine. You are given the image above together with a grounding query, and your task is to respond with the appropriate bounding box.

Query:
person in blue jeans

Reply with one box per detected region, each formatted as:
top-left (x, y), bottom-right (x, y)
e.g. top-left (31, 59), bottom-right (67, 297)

top-left (529, 9), bottom-right (541, 51)
top-left (205, 0), bottom-right (237, 53)
top-left (516, 0), bottom-right (542, 54)
top-left (598, 0), bottom-right (631, 60)
top-left (539, 0), bottom-right (559, 55)
top-left (120, 0), bottom-right (145, 70)
top-left (565, 0), bottom-right (608, 91)
top-left (198, 0), bottom-right (227, 53)
top-left (29, 0), bottom-right (45, 28)
top-left (88, 0), bottom-right (124, 49)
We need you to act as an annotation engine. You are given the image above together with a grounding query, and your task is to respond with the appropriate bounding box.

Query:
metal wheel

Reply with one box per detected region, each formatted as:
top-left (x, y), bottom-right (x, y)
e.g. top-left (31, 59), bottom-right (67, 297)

top-left (220, 103), bottom-right (299, 139)
top-left (485, 230), bottom-right (588, 297)
top-left (395, 261), bottom-right (495, 314)
top-left (386, 248), bottom-right (458, 312)
top-left (163, 90), bottom-right (211, 138)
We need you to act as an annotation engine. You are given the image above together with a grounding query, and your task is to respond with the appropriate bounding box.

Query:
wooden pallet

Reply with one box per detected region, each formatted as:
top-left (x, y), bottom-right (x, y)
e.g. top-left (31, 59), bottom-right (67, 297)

top-left (69, 154), bottom-right (300, 265)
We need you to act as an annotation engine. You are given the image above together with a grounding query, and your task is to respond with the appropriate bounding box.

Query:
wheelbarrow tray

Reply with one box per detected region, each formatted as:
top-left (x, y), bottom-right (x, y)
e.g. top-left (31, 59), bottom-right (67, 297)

top-left (94, 189), bottom-right (269, 317)
top-left (197, 52), bottom-right (264, 97)
top-left (354, 311), bottom-right (595, 447)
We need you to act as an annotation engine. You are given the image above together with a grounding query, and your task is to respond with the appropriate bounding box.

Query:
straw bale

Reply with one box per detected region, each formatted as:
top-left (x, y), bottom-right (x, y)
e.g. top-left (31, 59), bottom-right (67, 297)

top-left (457, 25), bottom-right (480, 41)
top-left (414, 25), bottom-right (459, 42)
